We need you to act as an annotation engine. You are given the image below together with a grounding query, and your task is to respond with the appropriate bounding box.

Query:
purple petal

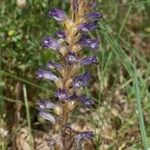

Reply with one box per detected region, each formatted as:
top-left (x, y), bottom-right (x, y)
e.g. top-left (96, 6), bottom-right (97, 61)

top-left (73, 72), bottom-right (92, 88)
top-left (80, 56), bottom-right (98, 65)
top-left (48, 8), bottom-right (66, 22)
top-left (37, 69), bottom-right (58, 81)
top-left (78, 96), bottom-right (94, 107)
top-left (38, 110), bottom-right (56, 123)
top-left (79, 22), bottom-right (97, 32)
top-left (55, 89), bottom-right (69, 100)
top-left (42, 36), bottom-right (61, 50)
top-left (86, 12), bottom-right (103, 20)
top-left (88, 1), bottom-right (97, 8)
top-left (47, 61), bottom-right (62, 70)
top-left (90, 39), bottom-right (100, 49)
top-left (69, 92), bottom-right (78, 100)
top-left (65, 52), bottom-right (79, 65)
top-left (79, 36), bottom-right (100, 50)
top-left (55, 31), bottom-right (66, 39)
top-left (37, 100), bottom-right (55, 109)
top-left (74, 131), bottom-right (94, 141)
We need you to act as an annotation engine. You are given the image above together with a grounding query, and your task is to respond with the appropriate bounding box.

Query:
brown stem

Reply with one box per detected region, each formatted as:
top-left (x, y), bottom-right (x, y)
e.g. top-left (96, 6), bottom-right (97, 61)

top-left (61, 103), bottom-right (68, 128)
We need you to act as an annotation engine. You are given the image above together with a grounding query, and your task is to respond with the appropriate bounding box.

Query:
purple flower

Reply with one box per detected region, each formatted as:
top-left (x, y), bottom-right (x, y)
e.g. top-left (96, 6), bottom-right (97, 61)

top-left (55, 89), bottom-right (69, 100)
top-left (37, 100), bottom-right (55, 109)
top-left (55, 31), bottom-right (66, 39)
top-left (88, 1), bottom-right (97, 8)
top-left (38, 110), bottom-right (56, 123)
top-left (79, 21), bottom-right (97, 32)
top-left (78, 96), bottom-right (94, 107)
top-left (48, 8), bottom-right (66, 22)
top-left (90, 39), bottom-right (100, 49)
top-left (79, 36), bottom-right (100, 50)
top-left (73, 72), bottom-right (91, 88)
top-left (47, 60), bottom-right (62, 70)
top-left (69, 92), bottom-right (78, 100)
top-left (74, 131), bottom-right (94, 141)
top-left (65, 52), bottom-right (79, 65)
top-left (42, 36), bottom-right (61, 50)
top-left (80, 56), bottom-right (98, 65)
top-left (37, 69), bottom-right (58, 81)
top-left (86, 12), bottom-right (103, 20)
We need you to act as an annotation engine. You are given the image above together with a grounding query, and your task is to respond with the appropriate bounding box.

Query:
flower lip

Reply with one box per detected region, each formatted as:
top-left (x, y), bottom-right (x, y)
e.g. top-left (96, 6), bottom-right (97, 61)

top-left (80, 56), bottom-right (98, 65)
top-left (89, 1), bottom-right (97, 8)
top-left (42, 36), bottom-right (61, 50)
top-left (79, 35), bottom-right (100, 50)
top-left (79, 21), bottom-right (97, 32)
top-left (78, 96), bottom-right (94, 107)
top-left (47, 60), bottom-right (62, 70)
top-left (55, 31), bottom-right (66, 39)
top-left (65, 52), bottom-right (79, 65)
top-left (74, 131), bottom-right (94, 141)
top-left (37, 100), bottom-right (56, 109)
top-left (48, 8), bottom-right (66, 22)
top-left (86, 12), bottom-right (103, 20)
top-left (55, 89), bottom-right (69, 101)
top-left (73, 72), bottom-right (92, 88)
top-left (37, 69), bottom-right (58, 81)
top-left (38, 109), bottom-right (56, 123)
top-left (90, 39), bottom-right (100, 49)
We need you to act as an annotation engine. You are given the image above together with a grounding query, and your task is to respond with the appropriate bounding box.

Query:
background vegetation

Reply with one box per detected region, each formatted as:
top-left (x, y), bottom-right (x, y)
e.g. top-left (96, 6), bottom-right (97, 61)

top-left (0, 0), bottom-right (150, 149)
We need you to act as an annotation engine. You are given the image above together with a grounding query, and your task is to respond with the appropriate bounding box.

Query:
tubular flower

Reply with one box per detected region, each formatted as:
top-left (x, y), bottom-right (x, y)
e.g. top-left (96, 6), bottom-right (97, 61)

top-left (55, 31), bottom-right (66, 39)
top-left (37, 100), bottom-right (56, 109)
top-left (80, 56), bottom-right (98, 65)
top-left (78, 96), bottom-right (94, 107)
top-left (79, 35), bottom-right (100, 50)
top-left (36, 70), bottom-right (58, 81)
top-left (55, 89), bottom-right (69, 101)
top-left (74, 131), bottom-right (94, 141)
top-left (36, 0), bottom-right (102, 149)
top-left (79, 21), bottom-right (98, 32)
top-left (48, 8), bottom-right (67, 22)
top-left (86, 12), bottom-right (103, 20)
top-left (73, 72), bottom-right (92, 88)
top-left (65, 52), bottom-right (79, 65)
top-left (38, 109), bottom-right (56, 124)
top-left (47, 61), bottom-right (62, 70)
top-left (42, 36), bottom-right (61, 50)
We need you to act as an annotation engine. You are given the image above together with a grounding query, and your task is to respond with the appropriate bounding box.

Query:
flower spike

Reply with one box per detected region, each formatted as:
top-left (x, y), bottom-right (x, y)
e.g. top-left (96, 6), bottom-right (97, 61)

top-left (37, 0), bottom-right (102, 148)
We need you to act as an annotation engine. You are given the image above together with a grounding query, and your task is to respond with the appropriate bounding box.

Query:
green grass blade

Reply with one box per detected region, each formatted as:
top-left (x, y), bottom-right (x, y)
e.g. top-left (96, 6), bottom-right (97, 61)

top-left (1, 70), bottom-right (53, 93)
top-left (23, 84), bottom-right (34, 149)
top-left (132, 59), bottom-right (149, 149)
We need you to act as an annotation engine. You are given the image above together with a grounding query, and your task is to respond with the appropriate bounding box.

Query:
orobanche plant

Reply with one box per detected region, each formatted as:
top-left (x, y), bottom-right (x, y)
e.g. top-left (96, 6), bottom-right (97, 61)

top-left (36, 0), bottom-right (102, 149)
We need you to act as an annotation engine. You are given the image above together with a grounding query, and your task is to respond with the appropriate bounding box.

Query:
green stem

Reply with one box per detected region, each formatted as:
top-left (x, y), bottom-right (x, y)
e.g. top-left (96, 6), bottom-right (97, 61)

top-left (118, 0), bottom-right (136, 35)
